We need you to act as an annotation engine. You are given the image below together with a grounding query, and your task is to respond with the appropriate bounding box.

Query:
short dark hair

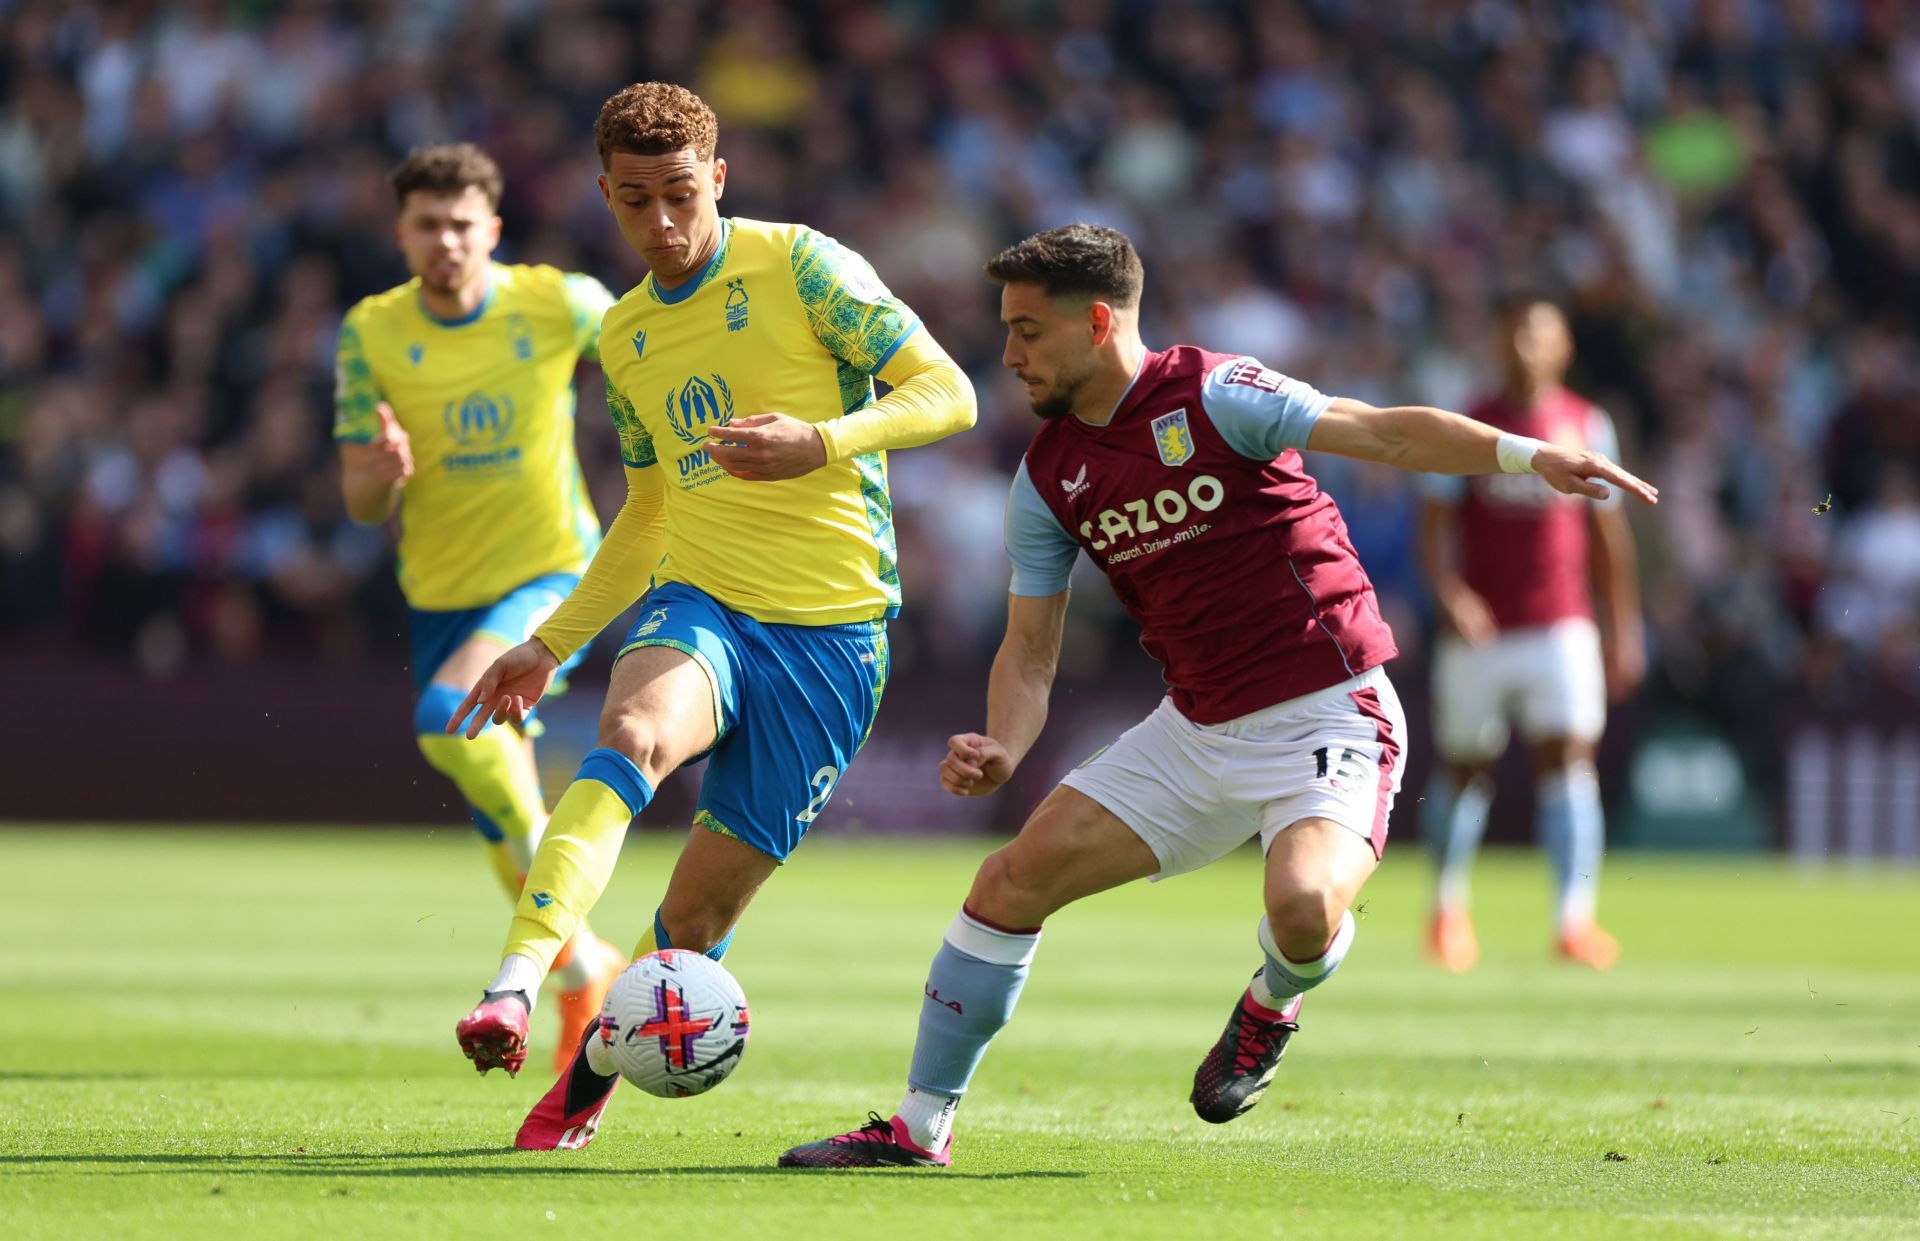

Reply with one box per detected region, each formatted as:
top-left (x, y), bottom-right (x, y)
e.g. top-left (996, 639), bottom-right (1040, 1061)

top-left (985, 224), bottom-right (1144, 308)
top-left (595, 82), bottom-right (719, 168)
top-left (390, 143), bottom-right (504, 211)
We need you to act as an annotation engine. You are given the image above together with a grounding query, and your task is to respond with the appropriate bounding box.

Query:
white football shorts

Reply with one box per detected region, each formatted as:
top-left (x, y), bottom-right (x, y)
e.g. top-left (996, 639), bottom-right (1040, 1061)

top-left (1431, 617), bottom-right (1605, 761)
top-left (1061, 666), bottom-right (1406, 880)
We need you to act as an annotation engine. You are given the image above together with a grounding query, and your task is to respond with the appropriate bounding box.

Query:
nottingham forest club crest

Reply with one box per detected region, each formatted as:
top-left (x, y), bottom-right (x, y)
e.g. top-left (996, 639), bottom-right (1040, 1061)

top-left (504, 312), bottom-right (534, 361)
top-left (724, 278), bottom-right (749, 332)
top-left (1151, 409), bottom-right (1195, 467)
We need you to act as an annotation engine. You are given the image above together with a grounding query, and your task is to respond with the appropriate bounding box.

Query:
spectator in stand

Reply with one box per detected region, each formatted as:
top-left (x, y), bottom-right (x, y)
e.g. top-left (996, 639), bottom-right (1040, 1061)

top-left (0, 0), bottom-right (1912, 750)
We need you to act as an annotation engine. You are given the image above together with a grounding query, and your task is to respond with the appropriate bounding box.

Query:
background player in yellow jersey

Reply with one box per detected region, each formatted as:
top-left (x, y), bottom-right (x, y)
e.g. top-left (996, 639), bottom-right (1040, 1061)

top-left (449, 83), bottom-right (977, 1150)
top-left (334, 143), bottom-right (623, 1070)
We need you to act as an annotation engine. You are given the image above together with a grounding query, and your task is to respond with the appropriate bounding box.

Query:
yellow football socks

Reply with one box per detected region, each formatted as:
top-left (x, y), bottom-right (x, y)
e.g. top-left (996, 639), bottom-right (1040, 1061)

top-left (501, 748), bottom-right (654, 974)
top-left (416, 721), bottom-right (546, 899)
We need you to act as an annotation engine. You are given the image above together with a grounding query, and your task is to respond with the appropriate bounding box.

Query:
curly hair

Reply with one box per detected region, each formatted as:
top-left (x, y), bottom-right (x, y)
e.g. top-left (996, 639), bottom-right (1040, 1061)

top-left (985, 224), bottom-right (1144, 308)
top-left (595, 82), bottom-right (719, 167)
top-left (390, 143), bottom-right (503, 210)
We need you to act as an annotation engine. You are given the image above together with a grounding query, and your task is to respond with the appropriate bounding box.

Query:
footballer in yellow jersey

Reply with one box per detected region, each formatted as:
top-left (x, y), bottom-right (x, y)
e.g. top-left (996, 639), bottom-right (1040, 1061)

top-left (593, 216), bottom-right (916, 626)
top-left (334, 144), bottom-right (622, 1070)
top-left (335, 258), bottom-right (602, 613)
top-left (449, 85), bottom-right (976, 1148)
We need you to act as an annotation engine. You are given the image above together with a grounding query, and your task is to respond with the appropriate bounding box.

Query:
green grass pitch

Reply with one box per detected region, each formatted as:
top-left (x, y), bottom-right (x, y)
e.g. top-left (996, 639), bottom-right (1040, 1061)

top-left (3, 827), bottom-right (1916, 1240)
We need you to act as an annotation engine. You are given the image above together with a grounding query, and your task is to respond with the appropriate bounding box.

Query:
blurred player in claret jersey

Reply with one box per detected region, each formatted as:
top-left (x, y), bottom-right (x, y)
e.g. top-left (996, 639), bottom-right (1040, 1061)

top-left (333, 144), bottom-right (624, 1070)
top-left (1416, 298), bottom-right (1645, 973)
top-left (779, 225), bottom-right (1657, 1170)
top-left (449, 82), bottom-right (977, 1151)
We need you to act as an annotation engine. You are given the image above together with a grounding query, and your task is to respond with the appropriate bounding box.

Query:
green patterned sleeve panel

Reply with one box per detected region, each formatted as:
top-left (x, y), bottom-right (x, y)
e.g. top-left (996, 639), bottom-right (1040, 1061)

top-left (332, 309), bottom-right (383, 443)
top-left (563, 272), bottom-right (617, 361)
top-left (607, 373), bottom-right (658, 468)
top-left (789, 227), bottom-right (921, 375)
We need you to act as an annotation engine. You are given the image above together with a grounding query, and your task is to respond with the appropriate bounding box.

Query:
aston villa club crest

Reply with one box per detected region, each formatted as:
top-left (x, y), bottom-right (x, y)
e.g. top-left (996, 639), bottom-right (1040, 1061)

top-left (1150, 409), bottom-right (1195, 467)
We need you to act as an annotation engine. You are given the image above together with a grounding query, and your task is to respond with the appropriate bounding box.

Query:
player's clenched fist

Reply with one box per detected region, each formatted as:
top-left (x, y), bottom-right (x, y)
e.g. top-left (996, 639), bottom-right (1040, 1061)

top-left (366, 402), bottom-right (415, 484)
top-left (338, 402), bottom-right (417, 524)
top-left (449, 638), bottom-right (561, 738)
top-left (940, 732), bottom-right (1015, 797)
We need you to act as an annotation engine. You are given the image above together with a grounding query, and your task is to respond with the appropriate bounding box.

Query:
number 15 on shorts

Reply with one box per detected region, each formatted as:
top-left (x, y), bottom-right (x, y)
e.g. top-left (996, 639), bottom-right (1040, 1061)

top-left (1314, 746), bottom-right (1374, 789)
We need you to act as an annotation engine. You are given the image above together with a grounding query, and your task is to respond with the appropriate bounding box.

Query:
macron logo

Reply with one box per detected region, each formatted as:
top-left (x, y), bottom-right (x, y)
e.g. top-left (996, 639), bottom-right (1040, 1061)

top-left (530, 891), bottom-right (554, 909)
top-left (1061, 464), bottom-right (1090, 500)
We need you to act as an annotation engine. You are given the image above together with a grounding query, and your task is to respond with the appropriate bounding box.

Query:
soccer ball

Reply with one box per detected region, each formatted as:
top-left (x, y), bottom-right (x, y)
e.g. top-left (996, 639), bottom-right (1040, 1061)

top-left (594, 950), bottom-right (750, 1098)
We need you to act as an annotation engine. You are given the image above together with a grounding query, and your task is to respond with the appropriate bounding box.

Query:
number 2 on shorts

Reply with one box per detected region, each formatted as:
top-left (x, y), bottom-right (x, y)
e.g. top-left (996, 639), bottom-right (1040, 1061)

top-left (795, 765), bottom-right (840, 824)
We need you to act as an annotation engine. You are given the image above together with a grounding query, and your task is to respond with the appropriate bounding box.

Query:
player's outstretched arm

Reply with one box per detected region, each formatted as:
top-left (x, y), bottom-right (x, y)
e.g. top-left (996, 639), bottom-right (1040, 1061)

top-left (1306, 398), bottom-right (1659, 504)
top-left (447, 465), bottom-right (667, 737)
top-left (533, 465), bottom-right (667, 660)
top-left (941, 590), bottom-right (1069, 797)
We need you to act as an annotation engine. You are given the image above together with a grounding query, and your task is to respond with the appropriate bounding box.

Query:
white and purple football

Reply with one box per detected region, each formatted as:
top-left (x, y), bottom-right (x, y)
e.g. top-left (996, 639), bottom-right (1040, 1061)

top-left (594, 950), bottom-right (750, 1098)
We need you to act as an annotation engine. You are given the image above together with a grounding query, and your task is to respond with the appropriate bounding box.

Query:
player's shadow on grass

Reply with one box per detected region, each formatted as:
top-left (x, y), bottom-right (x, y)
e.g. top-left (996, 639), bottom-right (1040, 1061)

top-left (0, 1152), bottom-right (1083, 1181)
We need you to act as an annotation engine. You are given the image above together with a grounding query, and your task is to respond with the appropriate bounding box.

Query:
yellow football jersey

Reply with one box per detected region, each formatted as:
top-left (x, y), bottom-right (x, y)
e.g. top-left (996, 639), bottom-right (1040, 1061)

top-left (599, 218), bottom-right (921, 625)
top-left (334, 263), bottom-right (613, 611)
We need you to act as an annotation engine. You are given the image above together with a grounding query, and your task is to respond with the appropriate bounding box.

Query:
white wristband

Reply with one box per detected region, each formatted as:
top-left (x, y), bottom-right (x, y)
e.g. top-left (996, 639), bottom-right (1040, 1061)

top-left (1495, 432), bottom-right (1547, 474)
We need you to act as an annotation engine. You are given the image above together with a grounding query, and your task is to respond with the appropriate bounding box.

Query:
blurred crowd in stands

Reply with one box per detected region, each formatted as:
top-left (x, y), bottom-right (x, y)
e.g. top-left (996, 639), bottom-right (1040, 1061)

top-left (4, 0), bottom-right (1918, 763)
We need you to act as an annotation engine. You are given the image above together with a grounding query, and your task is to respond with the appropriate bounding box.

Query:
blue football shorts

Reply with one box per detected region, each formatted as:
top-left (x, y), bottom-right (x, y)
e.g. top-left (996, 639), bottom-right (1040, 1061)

top-left (407, 572), bottom-right (589, 726)
top-left (617, 580), bottom-right (889, 862)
